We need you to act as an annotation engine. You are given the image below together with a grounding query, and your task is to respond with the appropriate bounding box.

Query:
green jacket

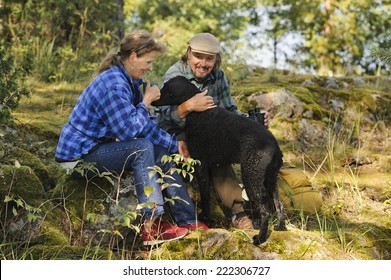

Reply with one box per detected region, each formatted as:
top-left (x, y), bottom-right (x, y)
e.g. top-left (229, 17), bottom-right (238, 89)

top-left (156, 60), bottom-right (242, 139)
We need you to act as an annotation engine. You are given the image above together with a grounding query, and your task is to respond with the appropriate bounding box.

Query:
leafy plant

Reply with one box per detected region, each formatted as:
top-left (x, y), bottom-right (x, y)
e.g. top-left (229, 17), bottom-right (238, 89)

top-left (371, 47), bottom-right (391, 64)
top-left (0, 46), bottom-right (32, 123)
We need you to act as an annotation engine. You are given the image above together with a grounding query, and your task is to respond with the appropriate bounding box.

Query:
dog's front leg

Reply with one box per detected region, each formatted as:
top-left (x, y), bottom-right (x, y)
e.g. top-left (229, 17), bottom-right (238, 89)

top-left (195, 163), bottom-right (211, 221)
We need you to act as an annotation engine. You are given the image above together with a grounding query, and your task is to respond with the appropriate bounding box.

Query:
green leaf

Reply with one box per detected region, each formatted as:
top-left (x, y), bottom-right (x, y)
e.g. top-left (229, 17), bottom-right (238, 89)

top-left (164, 198), bottom-right (175, 205)
top-left (12, 207), bottom-right (18, 216)
top-left (123, 216), bottom-right (131, 227)
top-left (112, 230), bottom-right (124, 239)
top-left (4, 195), bottom-right (13, 203)
top-left (137, 202), bottom-right (155, 209)
top-left (148, 170), bottom-right (157, 179)
top-left (15, 198), bottom-right (24, 208)
top-left (14, 160), bottom-right (21, 169)
top-left (170, 196), bottom-right (190, 205)
top-left (143, 186), bottom-right (155, 197)
top-left (161, 174), bottom-right (175, 181)
top-left (27, 213), bottom-right (40, 223)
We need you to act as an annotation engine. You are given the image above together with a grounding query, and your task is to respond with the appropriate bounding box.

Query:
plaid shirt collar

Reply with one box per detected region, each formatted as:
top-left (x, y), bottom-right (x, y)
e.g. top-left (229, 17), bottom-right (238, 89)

top-left (118, 65), bottom-right (144, 87)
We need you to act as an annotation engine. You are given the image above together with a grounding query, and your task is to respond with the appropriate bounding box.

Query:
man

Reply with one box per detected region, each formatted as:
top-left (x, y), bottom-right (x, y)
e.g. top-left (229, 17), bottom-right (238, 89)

top-left (157, 33), bottom-right (270, 230)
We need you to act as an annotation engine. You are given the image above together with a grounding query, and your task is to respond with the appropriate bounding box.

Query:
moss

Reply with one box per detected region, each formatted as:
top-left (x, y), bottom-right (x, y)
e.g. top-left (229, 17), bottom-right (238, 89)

top-left (39, 219), bottom-right (69, 245)
top-left (0, 164), bottom-right (45, 207)
top-left (51, 174), bottom-right (113, 220)
top-left (6, 147), bottom-right (53, 190)
top-left (154, 229), bottom-right (276, 260)
top-left (26, 244), bottom-right (116, 260)
top-left (2, 72), bottom-right (390, 260)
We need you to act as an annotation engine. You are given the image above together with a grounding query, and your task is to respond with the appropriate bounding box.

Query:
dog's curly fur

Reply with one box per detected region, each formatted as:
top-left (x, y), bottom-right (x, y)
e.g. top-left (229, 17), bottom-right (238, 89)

top-left (153, 76), bottom-right (287, 244)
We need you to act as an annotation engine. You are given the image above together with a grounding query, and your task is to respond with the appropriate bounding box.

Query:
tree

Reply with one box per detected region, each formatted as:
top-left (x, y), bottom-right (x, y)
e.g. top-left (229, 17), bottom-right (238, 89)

top-left (125, 0), bottom-right (257, 58)
top-left (254, 0), bottom-right (391, 75)
top-left (371, 47), bottom-right (391, 64)
top-left (0, 46), bottom-right (32, 123)
top-left (247, 3), bottom-right (299, 69)
top-left (0, 0), bottom-right (125, 82)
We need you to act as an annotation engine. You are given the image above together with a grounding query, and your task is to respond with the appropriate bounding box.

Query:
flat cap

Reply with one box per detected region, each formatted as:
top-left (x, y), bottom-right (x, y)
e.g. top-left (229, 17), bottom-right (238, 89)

top-left (188, 33), bottom-right (221, 55)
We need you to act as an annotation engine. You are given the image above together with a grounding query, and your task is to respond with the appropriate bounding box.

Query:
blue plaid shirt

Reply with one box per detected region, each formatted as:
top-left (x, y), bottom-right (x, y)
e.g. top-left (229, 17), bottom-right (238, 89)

top-left (55, 65), bottom-right (178, 161)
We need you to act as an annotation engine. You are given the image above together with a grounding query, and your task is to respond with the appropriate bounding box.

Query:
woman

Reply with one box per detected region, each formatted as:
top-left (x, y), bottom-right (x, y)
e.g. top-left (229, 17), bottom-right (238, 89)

top-left (55, 30), bottom-right (207, 246)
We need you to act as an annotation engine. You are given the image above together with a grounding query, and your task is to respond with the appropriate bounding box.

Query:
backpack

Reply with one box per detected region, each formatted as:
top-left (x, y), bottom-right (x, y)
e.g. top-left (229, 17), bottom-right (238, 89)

top-left (278, 165), bottom-right (323, 213)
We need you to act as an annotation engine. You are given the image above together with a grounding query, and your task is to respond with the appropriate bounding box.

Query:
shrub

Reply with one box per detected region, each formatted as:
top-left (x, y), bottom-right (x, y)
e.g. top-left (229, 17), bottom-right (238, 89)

top-left (0, 46), bottom-right (33, 123)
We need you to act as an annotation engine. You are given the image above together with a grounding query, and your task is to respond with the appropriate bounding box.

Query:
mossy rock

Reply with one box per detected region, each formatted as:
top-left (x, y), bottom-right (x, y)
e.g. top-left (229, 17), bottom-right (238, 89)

top-left (24, 244), bottom-right (116, 260)
top-left (51, 174), bottom-right (114, 220)
top-left (148, 229), bottom-right (279, 260)
top-left (38, 212), bottom-right (69, 246)
top-left (0, 164), bottom-right (45, 207)
top-left (6, 147), bottom-right (54, 191)
top-left (49, 172), bottom-right (142, 248)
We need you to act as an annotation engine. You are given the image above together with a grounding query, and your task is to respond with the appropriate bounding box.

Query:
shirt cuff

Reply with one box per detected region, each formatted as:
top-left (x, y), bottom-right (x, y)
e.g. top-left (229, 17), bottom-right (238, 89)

top-left (171, 105), bottom-right (186, 127)
top-left (168, 134), bottom-right (179, 153)
top-left (137, 102), bottom-right (149, 114)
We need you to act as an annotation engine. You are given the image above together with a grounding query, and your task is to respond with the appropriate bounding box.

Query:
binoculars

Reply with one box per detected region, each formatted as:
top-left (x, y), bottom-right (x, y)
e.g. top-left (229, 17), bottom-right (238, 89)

top-left (248, 107), bottom-right (265, 125)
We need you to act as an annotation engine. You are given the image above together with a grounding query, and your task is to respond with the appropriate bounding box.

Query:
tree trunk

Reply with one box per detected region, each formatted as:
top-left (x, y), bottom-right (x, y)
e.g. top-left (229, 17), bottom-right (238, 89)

top-left (114, 0), bottom-right (124, 40)
top-left (319, 0), bottom-right (332, 76)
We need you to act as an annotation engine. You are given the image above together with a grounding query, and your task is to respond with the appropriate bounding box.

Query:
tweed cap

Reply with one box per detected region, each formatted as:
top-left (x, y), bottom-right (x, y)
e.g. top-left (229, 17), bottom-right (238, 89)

top-left (188, 33), bottom-right (222, 55)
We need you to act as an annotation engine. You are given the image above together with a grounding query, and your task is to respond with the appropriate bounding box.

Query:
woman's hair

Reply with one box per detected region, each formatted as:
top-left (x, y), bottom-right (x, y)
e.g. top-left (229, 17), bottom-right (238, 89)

top-left (98, 30), bottom-right (166, 74)
top-left (180, 46), bottom-right (222, 70)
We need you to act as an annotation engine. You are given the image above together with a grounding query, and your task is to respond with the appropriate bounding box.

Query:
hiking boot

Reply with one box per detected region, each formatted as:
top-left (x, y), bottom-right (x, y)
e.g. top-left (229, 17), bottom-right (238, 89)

top-left (142, 220), bottom-right (189, 246)
top-left (231, 212), bottom-right (254, 230)
top-left (180, 221), bottom-right (209, 231)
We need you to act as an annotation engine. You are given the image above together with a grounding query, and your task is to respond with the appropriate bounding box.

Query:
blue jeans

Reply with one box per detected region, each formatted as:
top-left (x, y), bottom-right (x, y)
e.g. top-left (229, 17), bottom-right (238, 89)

top-left (76, 138), bottom-right (197, 226)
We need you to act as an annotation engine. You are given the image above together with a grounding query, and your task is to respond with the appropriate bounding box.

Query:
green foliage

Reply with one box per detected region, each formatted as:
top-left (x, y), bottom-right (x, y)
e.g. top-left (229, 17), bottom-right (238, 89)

top-left (148, 154), bottom-right (200, 184)
top-left (147, 154), bottom-right (200, 207)
top-left (371, 48), bottom-right (391, 65)
top-left (257, 0), bottom-right (391, 75)
top-left (1, 0), bottom-right (123, 83)
top-left (126, 0), bottom-right (257, 58)
top-left (1, 0), bottom-right (391, 82)
top-left (3, 195), bottom-right (42, 224)
top-left (0, 46), bottom-right (32, 123)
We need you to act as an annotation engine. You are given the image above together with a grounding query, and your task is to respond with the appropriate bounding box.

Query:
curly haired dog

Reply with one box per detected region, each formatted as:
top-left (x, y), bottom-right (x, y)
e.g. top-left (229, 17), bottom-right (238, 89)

top-left (153, 76), bottom-right (287, 244)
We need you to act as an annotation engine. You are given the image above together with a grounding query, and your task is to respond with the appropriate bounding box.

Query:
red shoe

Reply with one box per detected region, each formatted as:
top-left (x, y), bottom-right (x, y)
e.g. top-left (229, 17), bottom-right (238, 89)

top-left (180, 221), bottom-right (209, 231)
top-left (142, 220), bottom-right (189, 246)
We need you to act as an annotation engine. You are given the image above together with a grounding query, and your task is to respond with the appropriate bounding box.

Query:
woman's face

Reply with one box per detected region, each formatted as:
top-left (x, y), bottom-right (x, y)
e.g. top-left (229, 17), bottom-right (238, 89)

top-left (128, 51), bottom-right (157, 80)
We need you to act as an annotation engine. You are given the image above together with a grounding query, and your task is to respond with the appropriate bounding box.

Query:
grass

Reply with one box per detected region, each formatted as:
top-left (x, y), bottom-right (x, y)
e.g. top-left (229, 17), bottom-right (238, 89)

top-left (2, 71), bottom-right (391, 260)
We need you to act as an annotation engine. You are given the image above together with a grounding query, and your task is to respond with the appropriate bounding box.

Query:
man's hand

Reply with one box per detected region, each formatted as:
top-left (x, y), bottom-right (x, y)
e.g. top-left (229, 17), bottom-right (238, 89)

top-left (178, 90), bottom-right (216, 118)
top-left (178, 140), bottom-right (190, 158)
top-left (263, 111), bottom-right (271, 127)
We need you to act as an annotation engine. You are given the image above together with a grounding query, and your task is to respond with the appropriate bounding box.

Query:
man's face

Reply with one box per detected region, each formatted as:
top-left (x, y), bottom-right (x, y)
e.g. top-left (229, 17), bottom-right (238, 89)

top-left (188, 50), bottom-right (217, 80)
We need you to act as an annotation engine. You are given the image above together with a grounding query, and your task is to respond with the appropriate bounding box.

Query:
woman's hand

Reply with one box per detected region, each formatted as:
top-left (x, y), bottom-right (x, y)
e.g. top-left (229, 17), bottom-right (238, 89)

top-left (142, 80), bottom-right (160, 107)
top-left (178, 90), bottom-right (216, 118)
top-left (178, 140), bottom-right (190, 158)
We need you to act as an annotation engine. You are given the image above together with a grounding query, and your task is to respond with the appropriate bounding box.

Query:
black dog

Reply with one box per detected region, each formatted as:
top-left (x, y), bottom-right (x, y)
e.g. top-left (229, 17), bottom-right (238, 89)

top-left (153, 76), bottom-right (287, 244)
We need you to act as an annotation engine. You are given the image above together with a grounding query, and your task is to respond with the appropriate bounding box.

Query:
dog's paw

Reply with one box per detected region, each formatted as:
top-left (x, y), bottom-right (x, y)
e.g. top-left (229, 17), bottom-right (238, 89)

top-left (274, 220), bottom-right (288, 231)
top-left (274, 224), bottom-right (287, 231)
top-left (253, 234), bottom-right (267, 245)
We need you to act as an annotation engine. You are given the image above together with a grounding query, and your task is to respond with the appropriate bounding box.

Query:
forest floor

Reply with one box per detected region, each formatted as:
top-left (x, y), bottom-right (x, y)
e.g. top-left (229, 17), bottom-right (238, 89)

top-left (3, 70), bottom-right (391, 260)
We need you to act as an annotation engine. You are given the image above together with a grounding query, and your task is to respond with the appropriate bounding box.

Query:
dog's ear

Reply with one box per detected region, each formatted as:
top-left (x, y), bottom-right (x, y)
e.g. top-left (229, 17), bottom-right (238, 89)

top-left (151, 76), bottom-right (202, 106)
top-left (151, 84), bottom-right (175, 107)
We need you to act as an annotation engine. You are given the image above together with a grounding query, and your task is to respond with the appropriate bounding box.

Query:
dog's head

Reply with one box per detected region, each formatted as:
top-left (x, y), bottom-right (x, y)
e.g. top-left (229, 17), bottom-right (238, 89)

top-left (151, 76), bottom-right (202, 106)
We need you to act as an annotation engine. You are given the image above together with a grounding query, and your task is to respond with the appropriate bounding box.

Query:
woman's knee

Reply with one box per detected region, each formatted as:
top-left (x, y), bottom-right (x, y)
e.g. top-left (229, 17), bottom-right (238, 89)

top-left (131, 138), bottom-right (154, 152)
